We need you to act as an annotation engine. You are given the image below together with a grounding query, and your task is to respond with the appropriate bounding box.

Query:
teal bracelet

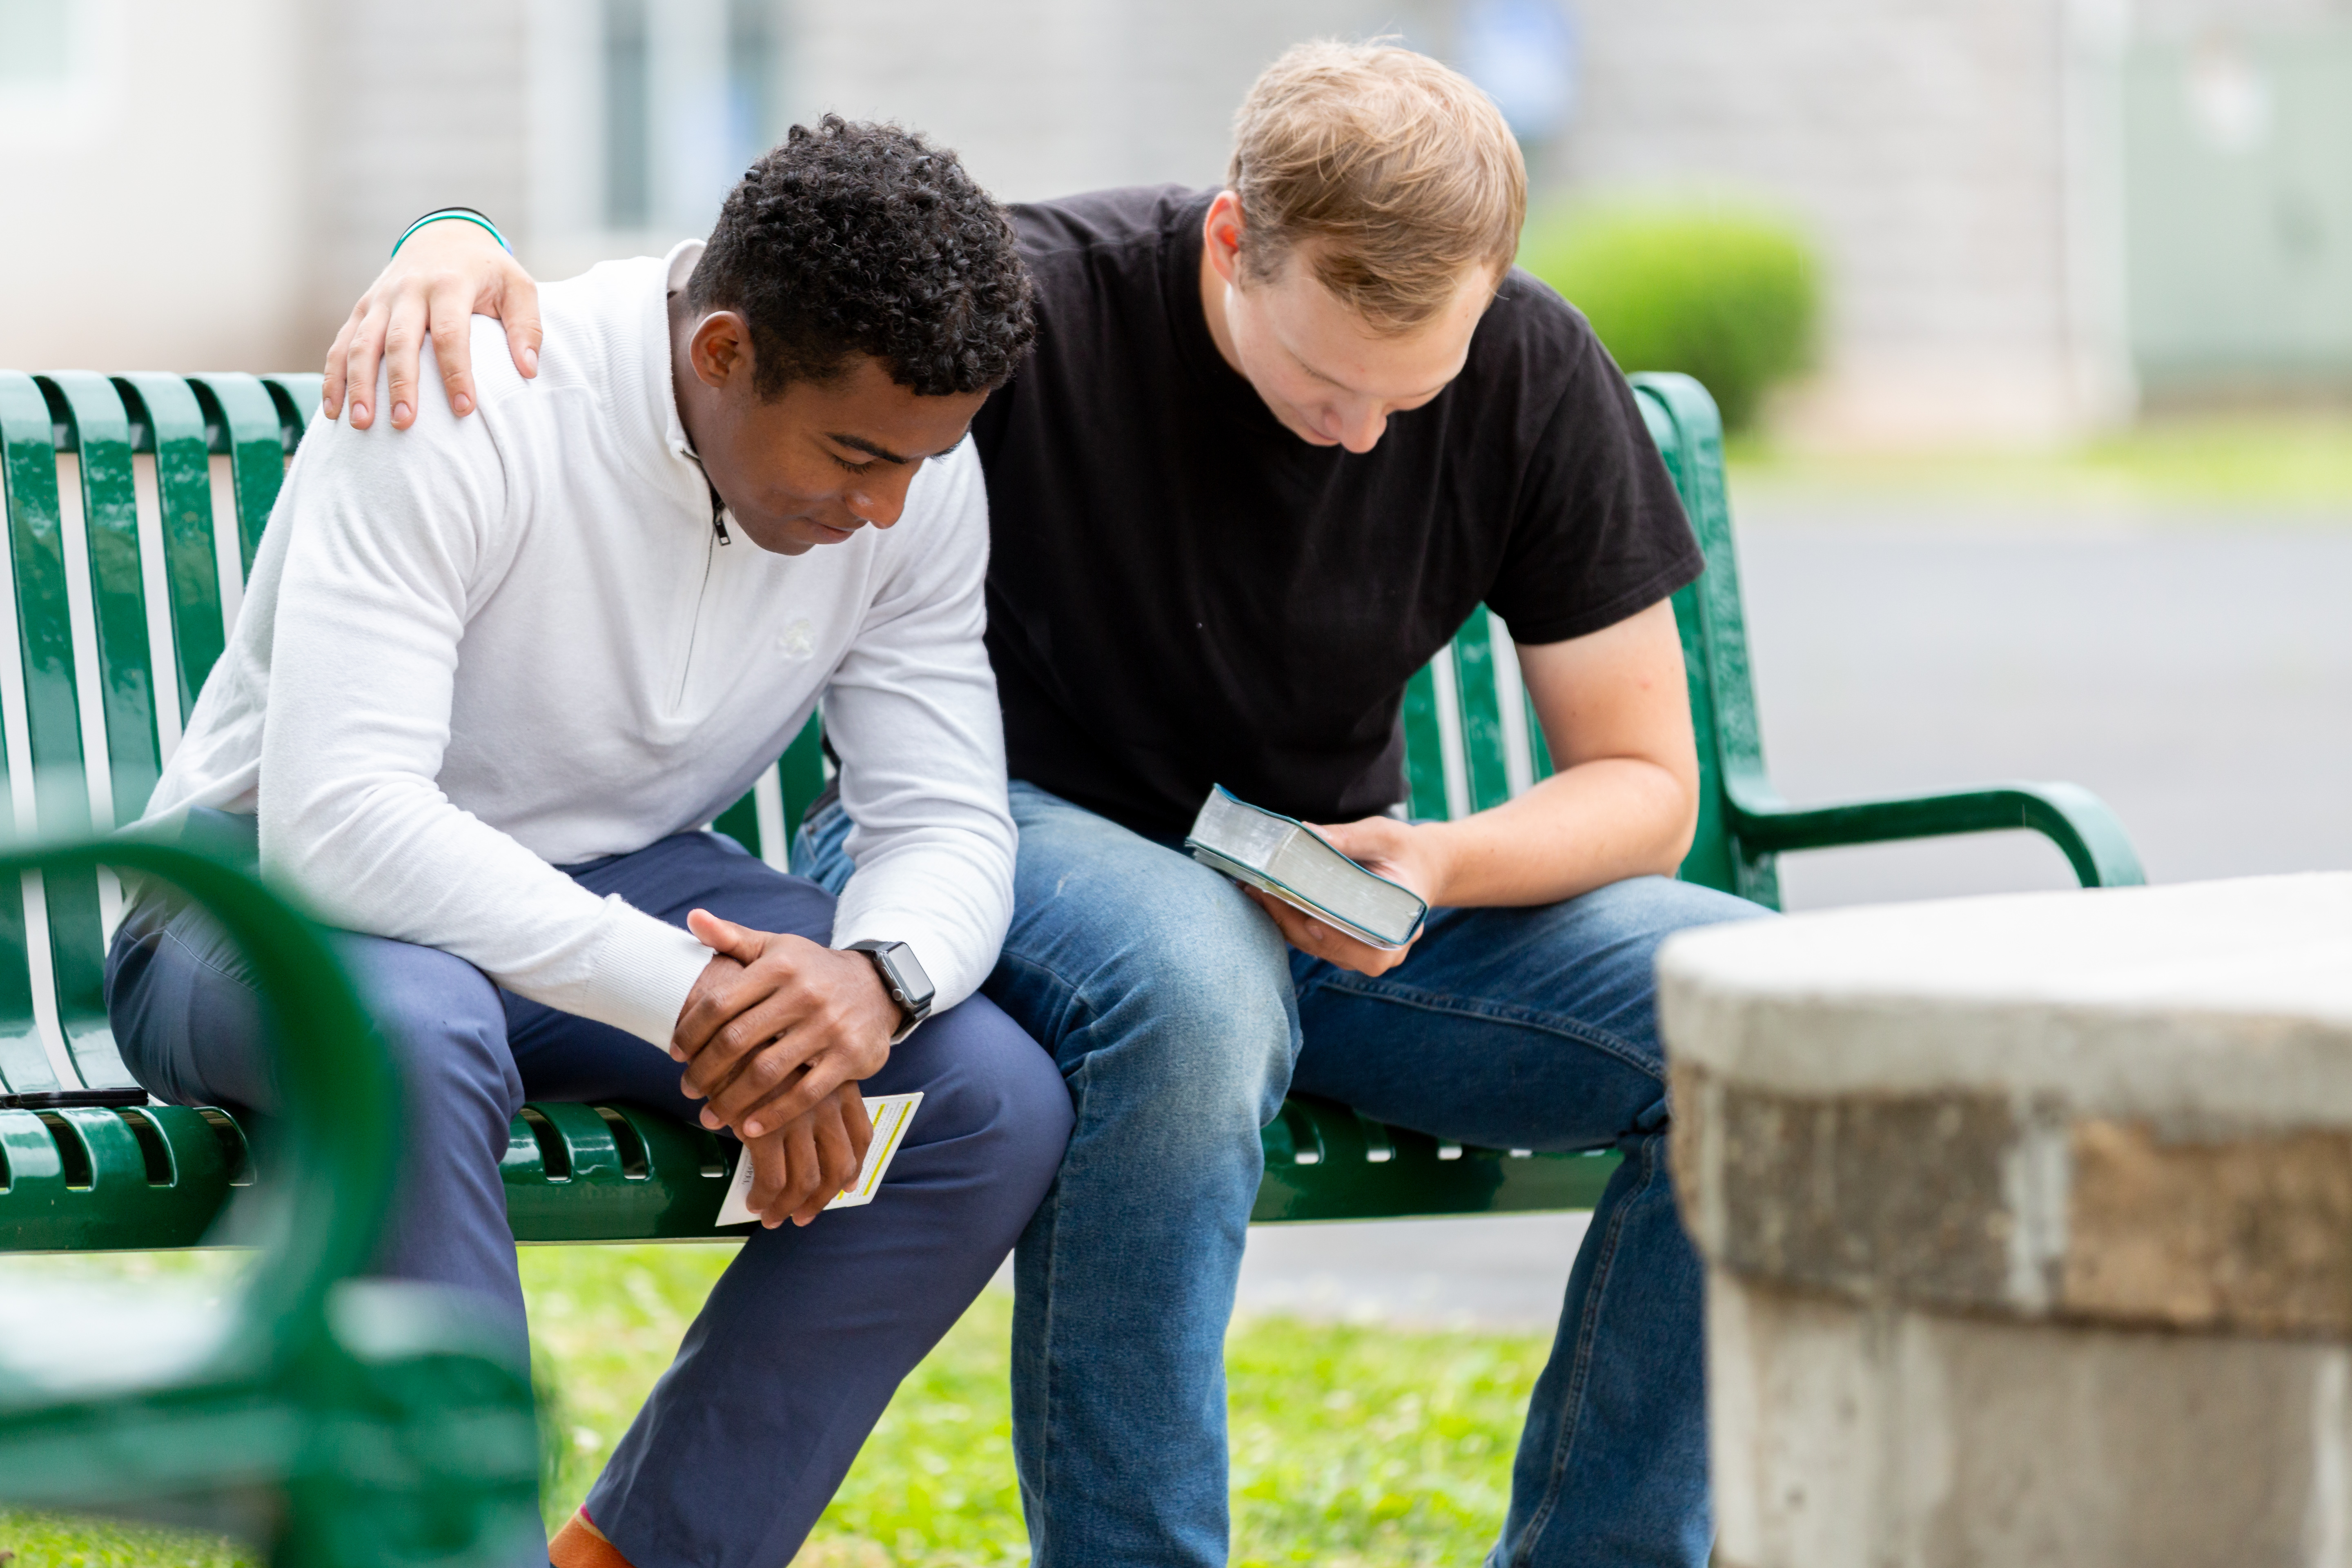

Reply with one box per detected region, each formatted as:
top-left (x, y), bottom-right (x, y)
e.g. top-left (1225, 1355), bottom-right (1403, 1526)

top-left (392, 209), bottom-right (511, 259)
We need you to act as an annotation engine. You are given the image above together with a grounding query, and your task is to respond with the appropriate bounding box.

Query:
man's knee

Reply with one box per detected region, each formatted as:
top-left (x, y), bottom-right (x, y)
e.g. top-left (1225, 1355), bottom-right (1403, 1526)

top-left (1579, 873), bottom-right (1771, 944)
top-left (893, 993), bottom-right (1071, 1200)
top-left (673, 833), bottom-right (837, 943)
top-left (1000, 790), bottom-right (1299, 1141)
top-left (1518, 875), bottom-right (1771, 1068)
top-left (1010, 864), bottom-right (1293, 1102)
top-left (336, 934), bottom-right (523, 1130)
top-left (573, 829), bottom-right (838, 944)
top-left (1137, 906), bottom-right (1296, 1091)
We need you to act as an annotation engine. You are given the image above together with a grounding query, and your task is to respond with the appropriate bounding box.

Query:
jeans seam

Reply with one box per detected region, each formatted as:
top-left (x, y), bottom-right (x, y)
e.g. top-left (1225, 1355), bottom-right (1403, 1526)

top-left (1511, 1132), bottom-right (1659, 1567)
top-left (1031, 1171), bottom-right (1057, 1562)
top-left (1303, 971), bottom-right (1663, 1085)
top-left (997, 949), bottom-right (1103, 1568)
top-left (1030, 1046), bottom-right (1107, 1568)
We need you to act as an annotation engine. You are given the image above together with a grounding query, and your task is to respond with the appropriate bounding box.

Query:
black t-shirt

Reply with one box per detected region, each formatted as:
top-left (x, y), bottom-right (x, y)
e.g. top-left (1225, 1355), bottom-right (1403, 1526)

top-left (971, 185), bottom-right (1703, 839)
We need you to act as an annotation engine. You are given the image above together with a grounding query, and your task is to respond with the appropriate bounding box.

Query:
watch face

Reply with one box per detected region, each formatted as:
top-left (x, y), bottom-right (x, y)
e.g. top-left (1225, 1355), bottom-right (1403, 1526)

top-left (883, 942), bottom-right (935, 1010)
top-left (853, 940), bottom-right (935, 1020)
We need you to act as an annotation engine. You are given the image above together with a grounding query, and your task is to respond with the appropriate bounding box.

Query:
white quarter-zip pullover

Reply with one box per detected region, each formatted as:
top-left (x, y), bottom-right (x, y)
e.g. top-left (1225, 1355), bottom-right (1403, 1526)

top-left (140, 241), bottom-right (1014, 1045)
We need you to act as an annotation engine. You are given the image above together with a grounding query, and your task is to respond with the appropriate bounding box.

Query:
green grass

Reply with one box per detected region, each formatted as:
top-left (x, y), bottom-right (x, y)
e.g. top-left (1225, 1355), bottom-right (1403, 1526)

top-left (1728, 409), bottom-right (2352, 513)
top-left (0, 1510), bottom-right (249, 1568)
top-left (2, 1245), bottom-right (1544, 1568)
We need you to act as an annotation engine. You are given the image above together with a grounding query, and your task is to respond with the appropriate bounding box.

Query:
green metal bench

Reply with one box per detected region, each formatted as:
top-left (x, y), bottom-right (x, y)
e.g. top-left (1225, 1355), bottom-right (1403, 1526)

top-left (0, 835), bottom-right (539, 1566)
top-left (0, 368), bottom-right (2145, 1254)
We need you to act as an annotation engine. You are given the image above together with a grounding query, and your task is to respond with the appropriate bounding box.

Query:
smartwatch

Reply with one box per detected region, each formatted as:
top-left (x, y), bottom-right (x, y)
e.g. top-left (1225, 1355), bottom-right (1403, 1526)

top-left (846, 939), bottom-right (935, 1042)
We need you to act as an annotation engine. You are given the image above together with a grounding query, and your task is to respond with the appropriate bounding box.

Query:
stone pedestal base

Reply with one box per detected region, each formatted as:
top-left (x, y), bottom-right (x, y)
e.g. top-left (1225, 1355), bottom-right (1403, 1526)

top-left (1711, 1270), bottom-right (2352, 1568)
top-left (1661, 877), bottom-right (2352, 1567)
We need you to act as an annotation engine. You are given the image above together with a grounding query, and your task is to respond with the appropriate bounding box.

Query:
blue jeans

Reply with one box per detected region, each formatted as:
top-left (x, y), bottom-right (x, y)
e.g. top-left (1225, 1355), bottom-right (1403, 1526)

top-left (106, 817), bottom-right (1072, 1568)
top-left (798, 782), bottom-right (1768, 1568)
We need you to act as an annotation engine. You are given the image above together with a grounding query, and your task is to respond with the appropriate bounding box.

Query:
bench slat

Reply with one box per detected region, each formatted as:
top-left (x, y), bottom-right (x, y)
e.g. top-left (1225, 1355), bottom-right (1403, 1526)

top-left (116, 375), bottom-right (231, 728)
top-left (1400, 663), bottom-right (1448, 820)
top-left (502, 1102), bottom-right (736, 1243)
top-left (45, 374), bottom-right (164, 836)
top-left (1250, 1096), bottom-right (1618, 1222)
top-left (0, 1104), bottom-right (237, 1250)
top-left (1448, 609), bottom-right (1515, 813)
top-left (185, 374), bottom-right (286, 576)
top-left (0, 376), bottom-right (63, 1100)
top-left (38, 375), bottom-right (157, 1092)
top-left (258, 374), bottom-right (323, 445)
top-left (0, 375), bottom-right (111, 1096)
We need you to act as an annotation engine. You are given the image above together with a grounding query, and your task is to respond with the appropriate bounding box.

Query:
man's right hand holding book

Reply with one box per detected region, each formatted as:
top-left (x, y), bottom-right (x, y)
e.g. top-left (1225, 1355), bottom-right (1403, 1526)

top-left (1233, 815), bottom-right (1435, 979)
top-left (671, 909), bottom-right (897, 1228)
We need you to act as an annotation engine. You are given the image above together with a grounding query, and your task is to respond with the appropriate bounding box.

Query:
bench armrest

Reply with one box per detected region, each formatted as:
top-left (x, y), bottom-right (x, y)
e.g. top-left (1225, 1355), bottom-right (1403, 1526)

top-left (0, 836), bottom-right (396, 1376)
top-left (1725, 780), bottom-right (2146, 889)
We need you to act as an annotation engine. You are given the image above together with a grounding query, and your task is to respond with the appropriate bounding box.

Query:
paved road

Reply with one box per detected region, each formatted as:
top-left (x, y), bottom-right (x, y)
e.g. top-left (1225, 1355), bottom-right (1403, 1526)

top-left (1737, 499), bottom-right (2352, 909)
top-left (1235, 498), bottom-right (2352, 1330)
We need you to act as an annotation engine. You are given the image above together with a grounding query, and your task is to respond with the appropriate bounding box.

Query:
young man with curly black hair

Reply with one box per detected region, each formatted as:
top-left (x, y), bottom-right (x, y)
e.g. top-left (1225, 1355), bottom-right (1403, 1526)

top-left (108, 118), bottom-right (1070, 1568)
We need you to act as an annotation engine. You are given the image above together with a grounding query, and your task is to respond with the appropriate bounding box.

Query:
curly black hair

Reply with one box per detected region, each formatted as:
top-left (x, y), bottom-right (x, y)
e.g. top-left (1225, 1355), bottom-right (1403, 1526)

top-left (685, 116), bottom-right (1035, 399)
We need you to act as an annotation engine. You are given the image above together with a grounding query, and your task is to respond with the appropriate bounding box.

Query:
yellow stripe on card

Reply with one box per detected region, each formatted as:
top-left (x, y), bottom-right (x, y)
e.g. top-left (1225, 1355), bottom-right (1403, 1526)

top-left (830, 1091), bottom-right (923, 1208)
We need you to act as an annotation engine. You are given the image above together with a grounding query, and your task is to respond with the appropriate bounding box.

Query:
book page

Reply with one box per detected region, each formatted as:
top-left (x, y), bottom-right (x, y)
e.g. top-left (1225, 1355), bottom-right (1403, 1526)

top-left (1265, 828), bottom-right (1426, 943)
top-left (1187, 785), bottom-right (1426, 949)
top-left (713, 1091), bottom-right (923, 1226)
top-left (1189, 846), bottom-right (1414, 951)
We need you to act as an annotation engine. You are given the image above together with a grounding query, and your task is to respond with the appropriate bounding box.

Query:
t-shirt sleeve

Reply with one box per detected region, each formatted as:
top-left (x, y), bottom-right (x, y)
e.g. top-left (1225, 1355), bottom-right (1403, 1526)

top-left (1481, 318), bottom-right (1706, 647)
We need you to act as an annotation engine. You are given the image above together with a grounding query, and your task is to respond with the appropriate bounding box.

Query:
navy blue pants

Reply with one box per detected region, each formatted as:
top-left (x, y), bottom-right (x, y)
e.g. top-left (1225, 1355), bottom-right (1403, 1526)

top-left (105, 822), bottom-right (1072, 1568)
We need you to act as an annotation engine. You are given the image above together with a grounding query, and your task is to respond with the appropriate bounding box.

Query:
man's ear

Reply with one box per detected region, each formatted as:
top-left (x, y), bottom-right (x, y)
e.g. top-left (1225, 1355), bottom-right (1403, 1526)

top-left (1203, 192), bottom-right (1247, 288)
top-left (688, 311), bottom-right (755, 391)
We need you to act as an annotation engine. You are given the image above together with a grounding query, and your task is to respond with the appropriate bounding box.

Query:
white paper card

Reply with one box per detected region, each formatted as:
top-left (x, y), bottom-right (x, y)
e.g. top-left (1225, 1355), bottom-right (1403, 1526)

top-left (714, 1092), bottom-right (923, 1226)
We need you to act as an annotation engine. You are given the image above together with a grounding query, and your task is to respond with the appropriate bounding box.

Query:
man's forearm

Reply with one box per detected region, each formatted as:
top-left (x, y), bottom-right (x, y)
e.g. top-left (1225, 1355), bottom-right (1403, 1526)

top-left (1419, 756), bottom-right (1698, 909)
top-left (1423, 599), bottom-right (1700, 909)
top-left (818, 443), bottom-right (1015, 1013)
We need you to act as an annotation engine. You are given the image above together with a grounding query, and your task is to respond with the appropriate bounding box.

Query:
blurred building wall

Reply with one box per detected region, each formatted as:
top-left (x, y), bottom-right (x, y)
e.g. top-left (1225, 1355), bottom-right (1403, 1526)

top-left (525, 0), bottom-right (1447, 277)
top-left (0, 0), bottom-right (1449, 377)
top-left (1555, 0), bottom-right (2352, 442)
top-left (2119, 4), bottom-right (2352, 404)
top-left (2135, 0), bottom-right (2347, 33)
top-left (0, 0), bottom-right (311, 371)
top-left (0, 0), bottom-right (530, 373)
top-left (784, 0), bottom-right (1447, 205)
top-left (1560, 0), bottom-right (2115, 445)
top-left (307, 0), bottom-right (533, 359)
top-left (2, 0), bottom-right (2343, 442)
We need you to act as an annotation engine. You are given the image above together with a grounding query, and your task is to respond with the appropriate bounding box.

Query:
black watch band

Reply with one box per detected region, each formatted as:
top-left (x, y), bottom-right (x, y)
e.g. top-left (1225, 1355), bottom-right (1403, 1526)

top-left (845, 939), bottom-right (935, 1040)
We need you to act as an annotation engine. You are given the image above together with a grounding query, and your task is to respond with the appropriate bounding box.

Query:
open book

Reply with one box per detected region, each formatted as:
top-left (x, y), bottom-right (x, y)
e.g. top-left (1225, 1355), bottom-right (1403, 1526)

top-left (1185, 786), bottom-right (1429, 951)
top-left (714, 1091), bottom-right (922, 1226)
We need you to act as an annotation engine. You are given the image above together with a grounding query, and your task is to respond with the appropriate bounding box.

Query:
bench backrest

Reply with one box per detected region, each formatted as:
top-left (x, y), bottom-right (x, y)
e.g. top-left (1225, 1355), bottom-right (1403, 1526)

top-left (0, 368), bottom-right (1768, 1104)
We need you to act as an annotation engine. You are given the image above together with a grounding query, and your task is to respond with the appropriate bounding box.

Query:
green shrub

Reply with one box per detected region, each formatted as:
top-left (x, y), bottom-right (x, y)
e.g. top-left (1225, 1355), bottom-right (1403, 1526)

top-left (1517, 200), bottom-right (1821, 432)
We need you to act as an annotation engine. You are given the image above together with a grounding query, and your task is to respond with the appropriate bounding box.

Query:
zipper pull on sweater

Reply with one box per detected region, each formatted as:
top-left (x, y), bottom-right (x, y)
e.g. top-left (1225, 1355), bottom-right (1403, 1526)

top-left (708, 479), bottom-right (732, 545)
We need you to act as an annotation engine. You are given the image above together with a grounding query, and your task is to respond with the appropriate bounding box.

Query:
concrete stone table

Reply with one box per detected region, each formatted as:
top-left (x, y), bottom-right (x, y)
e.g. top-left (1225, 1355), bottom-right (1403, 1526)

top-left (1658, 873), bottom-right (2352, 1568)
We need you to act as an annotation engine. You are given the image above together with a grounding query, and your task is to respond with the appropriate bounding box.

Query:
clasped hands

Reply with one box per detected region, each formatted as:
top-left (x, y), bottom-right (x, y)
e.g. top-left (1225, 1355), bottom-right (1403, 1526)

top-left (671, 910), bottom-right (903, 1229)
top-left (675, 818), bottom-right (1430, 1225)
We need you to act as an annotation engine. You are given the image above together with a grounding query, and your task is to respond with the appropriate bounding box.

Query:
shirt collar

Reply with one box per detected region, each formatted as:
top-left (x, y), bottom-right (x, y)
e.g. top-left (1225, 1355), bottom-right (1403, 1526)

top-left (658, 238), bottom-right (706, 464)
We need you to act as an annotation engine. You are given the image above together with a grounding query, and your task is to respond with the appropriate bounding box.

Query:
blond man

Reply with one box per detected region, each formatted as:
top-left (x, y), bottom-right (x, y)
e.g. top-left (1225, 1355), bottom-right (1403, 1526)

top-left (329, 42), bottom-right (1766, 1568)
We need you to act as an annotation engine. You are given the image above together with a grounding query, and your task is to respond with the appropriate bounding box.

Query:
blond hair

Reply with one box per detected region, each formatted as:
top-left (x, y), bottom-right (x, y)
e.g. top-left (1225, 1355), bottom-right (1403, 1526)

top-left (1227, 40), bottom-right (1526, 334)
